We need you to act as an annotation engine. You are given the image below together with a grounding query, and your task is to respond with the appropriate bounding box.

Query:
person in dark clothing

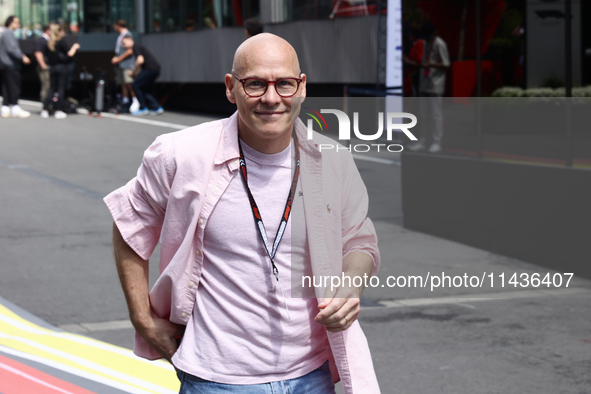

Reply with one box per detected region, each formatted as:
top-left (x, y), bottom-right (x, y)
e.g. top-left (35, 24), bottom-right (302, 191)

top-left (0, 16), bottom-right (31, 118)
top-left (34, 24), bottom-right (52, 102)
top-left (40, 24), bottom-right (80, 119)
top-left (122, 36), bottom-right (164, 116)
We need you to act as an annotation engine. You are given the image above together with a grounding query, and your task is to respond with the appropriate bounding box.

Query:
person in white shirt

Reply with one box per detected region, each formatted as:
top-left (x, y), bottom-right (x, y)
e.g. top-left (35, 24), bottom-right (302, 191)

top-left (111, 20), bottom-right (139, 112)
top-left (409, 22), bottom-right (450, 153)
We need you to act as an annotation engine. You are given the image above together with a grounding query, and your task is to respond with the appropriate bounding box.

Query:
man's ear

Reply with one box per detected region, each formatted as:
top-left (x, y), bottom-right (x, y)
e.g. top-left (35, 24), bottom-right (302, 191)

top-left (225, 73), bottom-right (236, 104)
top-left (300, 73), bottom-right (307, 104)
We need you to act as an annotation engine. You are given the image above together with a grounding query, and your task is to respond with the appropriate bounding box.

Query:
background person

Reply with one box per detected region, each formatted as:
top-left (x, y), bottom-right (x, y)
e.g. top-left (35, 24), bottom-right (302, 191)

top-left (34, 23), bottom-right (52, 103)
top-left (111, 20), bottom-right (139, 112)
top-left (409, 22), bottom-right (450, 153)
top-left (40, 24), bottom-right (80, 119)
top-left (0, 16), bottom-right (31, 118)
top-left (244, 17), bottom-right (263, 38)
top-left (122, 36), bottom-right (163, 116)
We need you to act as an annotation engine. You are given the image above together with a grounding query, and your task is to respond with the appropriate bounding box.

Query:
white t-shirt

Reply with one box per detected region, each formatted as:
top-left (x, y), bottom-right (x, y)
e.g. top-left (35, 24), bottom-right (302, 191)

top-left (420, 36), bottom-right (450, 95)
top-left (172, 140), bottom-right (330, 384)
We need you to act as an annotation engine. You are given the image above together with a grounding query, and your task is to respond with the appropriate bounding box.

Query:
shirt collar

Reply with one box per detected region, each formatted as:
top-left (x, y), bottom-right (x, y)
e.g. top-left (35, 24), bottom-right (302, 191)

top-left (42, 33), bottom-right (50, 41)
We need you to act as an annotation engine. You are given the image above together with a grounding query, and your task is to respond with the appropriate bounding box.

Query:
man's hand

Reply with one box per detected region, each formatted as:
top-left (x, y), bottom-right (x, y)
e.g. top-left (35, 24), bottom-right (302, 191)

top-left (112, 222), bottom-right (183, 364)
top-left (111, 56), bottom-right (120, 65)
top-left (134, 315), bottom-right (186, 363)
top-left (314, 252), bottom-right (374, 332)
top-left (315, 285), bottom-right (362, 332)
top-left (22, 55), bottom-right (31, 65)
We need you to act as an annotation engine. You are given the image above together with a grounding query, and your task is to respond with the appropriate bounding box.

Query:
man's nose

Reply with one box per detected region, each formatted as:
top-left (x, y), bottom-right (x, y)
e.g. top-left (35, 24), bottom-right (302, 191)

top-left (260, 83), bottom-right (282, 105)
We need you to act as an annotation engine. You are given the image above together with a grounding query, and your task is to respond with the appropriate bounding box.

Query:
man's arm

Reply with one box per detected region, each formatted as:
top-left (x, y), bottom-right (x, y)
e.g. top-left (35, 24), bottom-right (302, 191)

top-left (67, 43), bottom-right (80, 57)
top-left (130, 54), bottom-right (144, 76)
top-left (112, 222), bottom-right (185, 363)
top-left (34, 51), bottom-right (47, 69)
top-left (4, 33), bottom-right (24, 62)
top-left (315, 252), bottom-right (374, 332)
top-left (112, 47), bottom-right (133, 65)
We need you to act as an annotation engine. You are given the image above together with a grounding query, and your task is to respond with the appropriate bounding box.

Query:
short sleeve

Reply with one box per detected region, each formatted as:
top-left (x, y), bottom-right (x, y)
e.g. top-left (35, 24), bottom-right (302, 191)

top-left (34, 38), bottom-right (44, 52)
top-left (104, 136), bottom-right (172, 260)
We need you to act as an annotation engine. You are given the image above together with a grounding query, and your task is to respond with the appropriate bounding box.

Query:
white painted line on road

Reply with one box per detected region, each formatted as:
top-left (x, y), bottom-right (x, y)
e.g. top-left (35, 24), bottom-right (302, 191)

top-left (18, 99), bottom-right (190, 130)
top-left (59, 320), bottom-right (133, 333)
top-left (352, 154), bottom-right (400, 166)
top-left (0, 359), bottom-right (78, 394)
top-left (97, 112), bottom-right (189, 130)
top-left (366, 287), bottom-right (591, 310)
top-left (0, 345), bottom-right (168, 394)
top-left (18, 100), bottom-right (402, 160)
top-left (0, 332), bottom-right (174, 394)
top-left (0, 313), bottom-right (173, 370)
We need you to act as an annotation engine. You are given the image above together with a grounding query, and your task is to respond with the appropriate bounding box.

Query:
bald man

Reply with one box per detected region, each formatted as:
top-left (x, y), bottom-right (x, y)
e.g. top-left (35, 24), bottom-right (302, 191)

top-left (105, 34), bottom-right (381, 393)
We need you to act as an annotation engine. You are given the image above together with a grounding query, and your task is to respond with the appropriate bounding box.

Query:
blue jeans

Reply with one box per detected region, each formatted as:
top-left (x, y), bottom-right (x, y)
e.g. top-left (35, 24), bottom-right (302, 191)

top-left (176, 361), bottom-right (335, 394)
top-left (131, 69), bottom-right (160, 110)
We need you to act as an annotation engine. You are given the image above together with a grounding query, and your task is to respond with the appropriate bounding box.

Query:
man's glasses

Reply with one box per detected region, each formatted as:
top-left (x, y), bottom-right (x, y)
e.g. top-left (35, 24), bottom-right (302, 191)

top-left (233, 73), bottom-right (302, 98)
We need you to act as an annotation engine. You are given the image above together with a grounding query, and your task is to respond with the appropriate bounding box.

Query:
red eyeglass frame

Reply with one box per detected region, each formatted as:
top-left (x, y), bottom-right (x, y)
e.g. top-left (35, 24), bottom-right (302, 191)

top-left (232, 73), bottom-right (303, 98)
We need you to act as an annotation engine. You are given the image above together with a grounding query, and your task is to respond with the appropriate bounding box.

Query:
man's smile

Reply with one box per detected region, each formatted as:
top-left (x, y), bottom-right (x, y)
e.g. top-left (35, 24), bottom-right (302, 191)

top-left (255, 110), bottom-right (285, 116)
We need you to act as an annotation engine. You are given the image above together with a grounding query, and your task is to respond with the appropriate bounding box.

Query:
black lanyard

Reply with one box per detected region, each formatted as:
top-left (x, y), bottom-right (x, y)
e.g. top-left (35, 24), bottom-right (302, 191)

top-left (237, 135), bottom-right (300, 282)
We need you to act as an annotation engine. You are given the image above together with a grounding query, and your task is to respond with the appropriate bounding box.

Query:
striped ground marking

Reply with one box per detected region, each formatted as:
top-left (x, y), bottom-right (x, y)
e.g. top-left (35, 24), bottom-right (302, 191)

top-left (0, 301), bottom-right (179, 394)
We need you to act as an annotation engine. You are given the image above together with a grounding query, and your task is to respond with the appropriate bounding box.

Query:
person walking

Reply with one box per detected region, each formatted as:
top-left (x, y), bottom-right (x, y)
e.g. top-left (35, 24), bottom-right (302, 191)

top-left (34, 23), bottom-right (52, 103)
top-left (105, 33), bottom-right (380, 394)
top-left (40, 24), bottom-right (80, 119)
top-left (0, 16), bottom-right (31, 118)
top-left (111, 20), bottom-right (139, 112)
top-left (121, 36), bottom-right (163, 116)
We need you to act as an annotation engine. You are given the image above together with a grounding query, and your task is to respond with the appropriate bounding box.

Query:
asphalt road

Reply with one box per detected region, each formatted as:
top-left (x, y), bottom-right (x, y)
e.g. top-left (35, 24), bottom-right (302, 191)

top-left (1, 101), bottom-right (590, 393)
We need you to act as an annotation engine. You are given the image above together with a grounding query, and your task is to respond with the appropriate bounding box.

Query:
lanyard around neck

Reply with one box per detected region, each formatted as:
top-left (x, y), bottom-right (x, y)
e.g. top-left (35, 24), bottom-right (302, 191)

top-left (237, 135), bottom-right (300, 283)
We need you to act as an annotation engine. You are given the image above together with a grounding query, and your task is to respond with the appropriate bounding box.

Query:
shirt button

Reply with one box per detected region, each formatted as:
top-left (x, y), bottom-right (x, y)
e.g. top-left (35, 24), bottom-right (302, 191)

top-left (199, 218), bottom-right (204, 226)
top-left (181, 312), bottom-right (187, 317)
top-left (195, 249), bottom-right (201, 256)
top-left (189, 281), bottom-right (195, 288)
top-left (327, 204), bottom-right (331, 213)
top-left (214, 186), bottom-right (220, 193)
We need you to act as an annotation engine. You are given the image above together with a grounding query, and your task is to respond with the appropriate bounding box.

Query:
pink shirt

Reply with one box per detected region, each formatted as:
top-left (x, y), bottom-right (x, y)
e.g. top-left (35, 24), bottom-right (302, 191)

top-left (172, 140), bottom-right (330, 383)
top-left (104, 112), bottom-right (381, 393)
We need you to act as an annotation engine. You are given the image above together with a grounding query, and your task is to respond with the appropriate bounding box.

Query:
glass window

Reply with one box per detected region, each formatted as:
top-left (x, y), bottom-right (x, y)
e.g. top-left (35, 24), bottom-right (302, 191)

top-left (85, 0), bottom-right (108, 32)
top-left (11, 0), bottom-right (85, 37)
top-left (8, 0), bottom-right (138, 35)
top-left (111, 0), bottom-right (136, 30)
top-left (285, 0), bottom-right (379, 22)
top-left (145, 0), bottom-right (259, 33)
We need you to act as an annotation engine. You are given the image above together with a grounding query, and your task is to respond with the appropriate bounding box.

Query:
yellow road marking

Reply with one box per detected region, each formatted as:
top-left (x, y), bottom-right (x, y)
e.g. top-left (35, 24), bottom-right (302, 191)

top-left (0, 303), bottom-right (179, 393)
